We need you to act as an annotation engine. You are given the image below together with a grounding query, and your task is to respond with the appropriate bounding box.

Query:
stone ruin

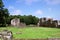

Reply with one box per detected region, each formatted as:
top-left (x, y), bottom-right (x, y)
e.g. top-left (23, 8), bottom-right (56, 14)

top-left (38, 17), bottom-right (60, 28)
top-left (0, 30), bottom-right (13, 40)
top-left (11, 18), bottom-right (20, 27)
top-left (11, 18), bottom-right (26, 27)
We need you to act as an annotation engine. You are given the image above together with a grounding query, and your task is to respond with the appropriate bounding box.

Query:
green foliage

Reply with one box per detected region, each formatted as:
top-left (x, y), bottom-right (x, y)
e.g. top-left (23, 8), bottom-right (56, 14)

top-left (0, 0), bottom-right (4, 9)
top-left (0, 0), bottom-right (39, 26)
top-left (0, 0), bottom-right (9, 27)
top-left (9, 15), bottom-right (39, 25)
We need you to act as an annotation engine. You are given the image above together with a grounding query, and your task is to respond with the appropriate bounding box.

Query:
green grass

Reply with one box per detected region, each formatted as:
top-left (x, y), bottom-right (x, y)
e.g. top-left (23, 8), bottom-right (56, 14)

top-left (0, 27), bottom-right (60, 39)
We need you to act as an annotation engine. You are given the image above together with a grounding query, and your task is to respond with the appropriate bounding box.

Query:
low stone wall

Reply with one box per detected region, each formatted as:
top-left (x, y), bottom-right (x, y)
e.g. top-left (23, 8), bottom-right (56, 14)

top-left (0, 30), bottom-right (13, 40)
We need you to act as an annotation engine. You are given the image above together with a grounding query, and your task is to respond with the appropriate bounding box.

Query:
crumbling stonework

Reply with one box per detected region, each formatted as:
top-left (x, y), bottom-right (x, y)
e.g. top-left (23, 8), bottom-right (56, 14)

top-left (11, 18), bottom-right (20, 27)
top-left (11, 18), bottom-right (26, 27)
top-left (0, 30), bottom-right (13, 40)
top-left (38, 17), bottom-right (60, 27)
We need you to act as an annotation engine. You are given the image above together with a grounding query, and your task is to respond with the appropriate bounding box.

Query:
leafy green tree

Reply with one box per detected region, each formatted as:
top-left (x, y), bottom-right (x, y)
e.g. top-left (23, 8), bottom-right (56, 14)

top-left (0, 0), bottom-right (9, 27)
top-left (32, 16), bottom-right (39, 25)
top-left (0, 0), bottom-right (4, 9)
top-left (21, 15), bottom-right (39, 25)
top-left (9, 15), bottom-right (39, 25)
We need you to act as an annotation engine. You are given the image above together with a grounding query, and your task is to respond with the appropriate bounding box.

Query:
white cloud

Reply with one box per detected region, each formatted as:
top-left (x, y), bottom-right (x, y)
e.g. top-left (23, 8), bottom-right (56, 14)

top-left (11, 10), bottom-right (22, 15)
top-left (16, 0), bottom-right (41, 5)
top-left (46, 16), bottom-right (52, 18)
top-left (25, 0), bottom-right (40, 5)
top-left (35, 10), bottom-right (43, 15)
top-left (8, 6), bottom-right (14, 10)
top-left (48, 8), bottom-right (52, 12)
top-left (8, 6), bottom-right (22, 15)
top-left (45, 0), bottom-right (60, 5)
top-left (16, 0), bottom-right (24, 3)
top-left (16, 0), bottom-right (60, 5)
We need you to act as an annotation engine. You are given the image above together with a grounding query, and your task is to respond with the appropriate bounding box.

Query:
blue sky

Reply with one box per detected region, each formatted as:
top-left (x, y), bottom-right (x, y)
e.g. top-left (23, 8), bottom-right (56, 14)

top-left (3, 0), bottom-right (60, 20)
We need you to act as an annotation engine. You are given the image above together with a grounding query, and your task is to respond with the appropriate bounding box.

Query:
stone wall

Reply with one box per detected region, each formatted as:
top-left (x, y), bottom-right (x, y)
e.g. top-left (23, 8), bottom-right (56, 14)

top-left (38, 17), bottom-right (60, 28)
top-left (11, 18), bottom-right (26, 27)
top-left (0, 30), bottom-right (13, 40)
top-left (11, 18), bottom-right (20, 27)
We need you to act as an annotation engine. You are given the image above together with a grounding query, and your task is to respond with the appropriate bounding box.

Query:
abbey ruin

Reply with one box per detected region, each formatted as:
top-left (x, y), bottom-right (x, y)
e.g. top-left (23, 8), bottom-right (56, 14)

top-left (38, 17), bottom-right (60, 28)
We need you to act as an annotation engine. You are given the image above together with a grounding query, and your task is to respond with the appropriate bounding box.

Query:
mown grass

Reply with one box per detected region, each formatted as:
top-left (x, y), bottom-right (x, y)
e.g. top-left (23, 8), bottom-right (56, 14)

top-left (0, 27), bottom-right (60, 39)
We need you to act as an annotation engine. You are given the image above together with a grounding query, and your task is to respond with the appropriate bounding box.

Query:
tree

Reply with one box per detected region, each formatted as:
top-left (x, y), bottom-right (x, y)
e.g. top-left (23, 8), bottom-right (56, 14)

top-left (9, 15), bottom-right (39, 25)
top-left (0, 0), bottom-right (9, 27)
top-left (0, 0), bottom-right (4, 9)
top-left (22, 15), bottom-right (39, 25)
top-left (32, 16), bottom-right (39, 25)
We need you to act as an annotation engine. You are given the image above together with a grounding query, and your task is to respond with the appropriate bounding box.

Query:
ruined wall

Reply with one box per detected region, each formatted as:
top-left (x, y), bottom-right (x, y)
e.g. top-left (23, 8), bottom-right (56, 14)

top-left (11, 18), bottom-right (20, 27)
top-left (0, 30), bottom-right (13, 40)
top-left (38, 17), bottom-right (60, 28)
top-left (11, 18), bottom-right (26, 28)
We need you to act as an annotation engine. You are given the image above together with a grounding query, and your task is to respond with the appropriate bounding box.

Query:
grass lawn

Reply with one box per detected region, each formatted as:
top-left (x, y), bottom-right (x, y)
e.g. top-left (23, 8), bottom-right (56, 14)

top-left (0, 27), bottom-right (60, 39)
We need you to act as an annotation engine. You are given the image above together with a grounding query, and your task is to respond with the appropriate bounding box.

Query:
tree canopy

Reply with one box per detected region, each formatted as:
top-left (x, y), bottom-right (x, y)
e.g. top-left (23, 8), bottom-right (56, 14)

top-left (9, 15), bottom-right (39, 25)
top-left (0, 0), bottom-right (9, 27)
top-left (0, 0), bottom-right (39, 26)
